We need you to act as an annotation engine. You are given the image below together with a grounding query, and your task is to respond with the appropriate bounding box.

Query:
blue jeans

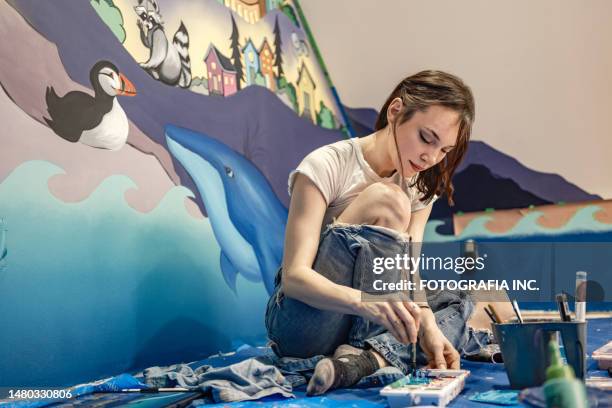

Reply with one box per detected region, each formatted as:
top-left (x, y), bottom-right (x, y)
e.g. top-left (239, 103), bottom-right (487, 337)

top-left (265, 223), bottom-right (492, 388)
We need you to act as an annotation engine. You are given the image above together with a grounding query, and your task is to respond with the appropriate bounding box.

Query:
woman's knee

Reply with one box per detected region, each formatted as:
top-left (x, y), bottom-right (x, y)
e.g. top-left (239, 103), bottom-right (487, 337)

top-left (340, 182), bottom-right (411, 230)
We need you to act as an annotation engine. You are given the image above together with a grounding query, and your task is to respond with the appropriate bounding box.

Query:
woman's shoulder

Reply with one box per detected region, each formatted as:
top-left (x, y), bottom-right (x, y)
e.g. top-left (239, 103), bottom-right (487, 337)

top-left (304, 138), bottom-right (358, 165)
top-left (289, 139), bottom-right (359, 199)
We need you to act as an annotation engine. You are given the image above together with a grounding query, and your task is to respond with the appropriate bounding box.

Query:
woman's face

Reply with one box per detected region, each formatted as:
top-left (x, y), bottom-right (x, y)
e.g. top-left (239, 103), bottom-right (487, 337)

top-left (388, 100), bottom-right (460, 178)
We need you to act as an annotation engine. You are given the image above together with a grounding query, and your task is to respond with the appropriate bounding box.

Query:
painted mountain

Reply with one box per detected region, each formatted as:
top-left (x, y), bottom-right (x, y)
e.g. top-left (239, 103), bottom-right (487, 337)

top-left (5, 0), bottom-right (345, 215)
top-left (434, 143), bottom-right (602, 225)
top-left (100, 0), bottom-right (349, 132)
top-left (342, 107), bottom-right (601, 225)
top-left (343, 105), bottom-right (379, 137)
top-left (9, 0), bottom-right (597, 223)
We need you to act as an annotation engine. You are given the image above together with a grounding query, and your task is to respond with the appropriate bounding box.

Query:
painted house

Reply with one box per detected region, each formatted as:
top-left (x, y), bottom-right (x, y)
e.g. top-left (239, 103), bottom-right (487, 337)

top-left (259, 38), bottom-right (276, 91)
top-left (242, 38), bottom-right (260, 86)
top-left (296, 61), bottom-right (316, 123)
top-left (204, 44), bottom-right (238, 96)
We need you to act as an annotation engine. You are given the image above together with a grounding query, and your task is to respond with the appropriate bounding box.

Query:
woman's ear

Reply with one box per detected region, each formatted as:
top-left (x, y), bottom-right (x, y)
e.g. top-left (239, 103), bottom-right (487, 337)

top-left (386, 97), bottom-right (404, 125)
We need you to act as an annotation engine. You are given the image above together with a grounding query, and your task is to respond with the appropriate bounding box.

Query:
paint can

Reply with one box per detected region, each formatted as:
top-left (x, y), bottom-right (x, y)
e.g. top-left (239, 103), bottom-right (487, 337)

top-left (491, 321), bottom-right (587, 389)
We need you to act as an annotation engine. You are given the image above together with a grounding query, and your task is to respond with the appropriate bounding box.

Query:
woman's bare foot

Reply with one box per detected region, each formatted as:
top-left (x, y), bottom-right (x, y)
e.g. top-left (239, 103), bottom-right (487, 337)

top-left (307, 358), bottom-right (335, 395)
top-left (306, 345), bottom-right (366, 396)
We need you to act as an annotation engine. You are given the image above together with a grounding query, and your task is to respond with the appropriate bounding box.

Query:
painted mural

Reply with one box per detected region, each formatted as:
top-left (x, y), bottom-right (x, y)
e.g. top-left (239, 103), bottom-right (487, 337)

top-left (92, 0), bottom-right (348, 132)
top-left (1, 0), bottom-right (610, 390)
top-left (452, 200), bottom-right (612, 238)
top-left (0, 0), bottom-right (346, 387)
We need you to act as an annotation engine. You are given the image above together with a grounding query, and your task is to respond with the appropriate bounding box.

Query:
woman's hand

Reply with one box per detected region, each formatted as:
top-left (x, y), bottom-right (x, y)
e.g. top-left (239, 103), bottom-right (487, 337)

top-left (355, 299), bottom-right (421, 344)
top-left (418, 318), bottom-right (460, 369)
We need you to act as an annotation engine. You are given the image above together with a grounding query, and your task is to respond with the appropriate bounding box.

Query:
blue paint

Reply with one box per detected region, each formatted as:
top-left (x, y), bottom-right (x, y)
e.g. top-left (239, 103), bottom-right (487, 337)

top-left (165, 125), bottom-right (288, 295)
top-left (0, 160), bottom-right (269, 387)
top-left (242, 39), bottom-right (260, 86)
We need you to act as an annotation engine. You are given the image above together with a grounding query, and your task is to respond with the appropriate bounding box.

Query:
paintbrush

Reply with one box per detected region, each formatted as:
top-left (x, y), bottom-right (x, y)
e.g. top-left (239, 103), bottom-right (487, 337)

top-left (511, 299), bottom-right (523, 323)
top-left (556, 292), bottom-right (571, 322)
top-left (409, 236), bottom-right (417, 376)
top-left (484, 305), bottom-right (497, 323)
top-left (120, 387), bottom-right (192, 392)
top-left (487, 304), bottom-right (503, 324)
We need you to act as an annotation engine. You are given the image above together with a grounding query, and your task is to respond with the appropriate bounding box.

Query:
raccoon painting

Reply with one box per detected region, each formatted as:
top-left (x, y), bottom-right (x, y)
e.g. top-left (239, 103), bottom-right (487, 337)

top-left (134, 0), bottom-right (191, 88)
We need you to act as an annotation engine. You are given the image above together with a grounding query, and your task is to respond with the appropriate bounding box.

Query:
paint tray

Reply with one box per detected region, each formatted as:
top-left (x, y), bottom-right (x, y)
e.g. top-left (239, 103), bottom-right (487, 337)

top-left (592, 340), bottom-right (612, 370)
top-left (380, 369), bottom-right (470, 408)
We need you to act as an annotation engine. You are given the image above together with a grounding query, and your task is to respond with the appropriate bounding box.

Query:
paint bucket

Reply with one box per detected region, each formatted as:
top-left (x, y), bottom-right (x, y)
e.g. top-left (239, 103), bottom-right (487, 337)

top-left (491, 321), bottom-right (587, 389)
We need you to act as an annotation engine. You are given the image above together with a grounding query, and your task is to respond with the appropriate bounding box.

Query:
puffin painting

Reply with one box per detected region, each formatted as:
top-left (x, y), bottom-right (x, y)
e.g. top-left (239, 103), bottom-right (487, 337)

top-left (44, 60), bottom-right (137, 150)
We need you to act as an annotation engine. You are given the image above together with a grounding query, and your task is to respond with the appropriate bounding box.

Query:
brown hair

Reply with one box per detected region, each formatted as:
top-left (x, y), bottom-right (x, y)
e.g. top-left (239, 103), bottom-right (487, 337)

top-left (375, 70), bottom-right (475, 206)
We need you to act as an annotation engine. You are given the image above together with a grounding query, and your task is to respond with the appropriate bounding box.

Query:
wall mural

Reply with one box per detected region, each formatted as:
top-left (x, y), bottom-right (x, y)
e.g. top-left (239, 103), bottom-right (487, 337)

top-left (0, 0), bottom-right (347, 387)
top-left (97, 0), bottom-right (349, 132)
top-left (0, 0), bottom-right (610, 388)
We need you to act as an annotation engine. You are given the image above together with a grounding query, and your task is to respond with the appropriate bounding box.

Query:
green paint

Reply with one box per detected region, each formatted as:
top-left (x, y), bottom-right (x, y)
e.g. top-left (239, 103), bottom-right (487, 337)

top-left (293, 0), bottom-right (355, 137)
top-left (90, 0), bottom-right (126, 43)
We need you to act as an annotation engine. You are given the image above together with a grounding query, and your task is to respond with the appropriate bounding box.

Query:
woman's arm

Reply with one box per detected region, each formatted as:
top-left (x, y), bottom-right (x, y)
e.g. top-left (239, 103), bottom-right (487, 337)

top-left (407, 204), bottom-right (461, 369)
top-left (282, 174), bottom-right (421, 344)
top-left (281, 173), bottom-right (362, 315)
top-left (406, 203), bottom-right (430, 242)
top-left (406, 205), bottom-right (439, 329)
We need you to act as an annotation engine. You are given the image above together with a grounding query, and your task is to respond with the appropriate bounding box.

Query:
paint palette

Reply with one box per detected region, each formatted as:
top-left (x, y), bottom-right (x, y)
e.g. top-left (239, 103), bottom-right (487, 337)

top-left (380, 369), bottom-right (470, 407)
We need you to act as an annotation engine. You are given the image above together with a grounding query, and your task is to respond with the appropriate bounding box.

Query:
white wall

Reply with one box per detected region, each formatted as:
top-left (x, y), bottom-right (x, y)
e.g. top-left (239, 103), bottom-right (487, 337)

top-left (301, 0), bottom-right (612, 198)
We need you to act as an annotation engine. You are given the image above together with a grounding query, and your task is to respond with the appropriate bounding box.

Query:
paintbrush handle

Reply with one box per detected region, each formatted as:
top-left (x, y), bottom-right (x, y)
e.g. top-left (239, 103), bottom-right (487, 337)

top-left (511, 299), bottom-right (523, 323)
top-left (484, 305), bottom-right (497, 323)
top-left (487, 304), bottom-right (503, 323)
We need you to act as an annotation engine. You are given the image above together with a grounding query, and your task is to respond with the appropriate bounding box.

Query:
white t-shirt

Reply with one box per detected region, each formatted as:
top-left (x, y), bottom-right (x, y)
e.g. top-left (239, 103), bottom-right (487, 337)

top-left (288, 138), bottom-right (438, 230)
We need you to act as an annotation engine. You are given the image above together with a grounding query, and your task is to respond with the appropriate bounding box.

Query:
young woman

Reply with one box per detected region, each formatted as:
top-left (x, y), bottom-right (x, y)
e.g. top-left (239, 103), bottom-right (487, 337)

top-left (265, 70), bottom-right (477, 395)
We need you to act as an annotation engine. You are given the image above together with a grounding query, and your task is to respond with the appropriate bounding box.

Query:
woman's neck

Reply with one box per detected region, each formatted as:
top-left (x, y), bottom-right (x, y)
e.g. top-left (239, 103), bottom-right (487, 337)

top-left (358, 129), bottom-right (396, 178)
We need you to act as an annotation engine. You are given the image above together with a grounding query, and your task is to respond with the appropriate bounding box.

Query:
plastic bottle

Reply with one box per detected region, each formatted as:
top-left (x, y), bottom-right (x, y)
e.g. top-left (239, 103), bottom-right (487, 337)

top-left (543, 337), bottom-right (588, 408)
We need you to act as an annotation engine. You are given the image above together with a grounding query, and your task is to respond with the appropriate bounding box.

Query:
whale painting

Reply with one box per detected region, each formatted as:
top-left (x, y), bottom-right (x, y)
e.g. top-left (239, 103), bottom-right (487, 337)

top-left (165, 125), bottom-right (287, 295)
